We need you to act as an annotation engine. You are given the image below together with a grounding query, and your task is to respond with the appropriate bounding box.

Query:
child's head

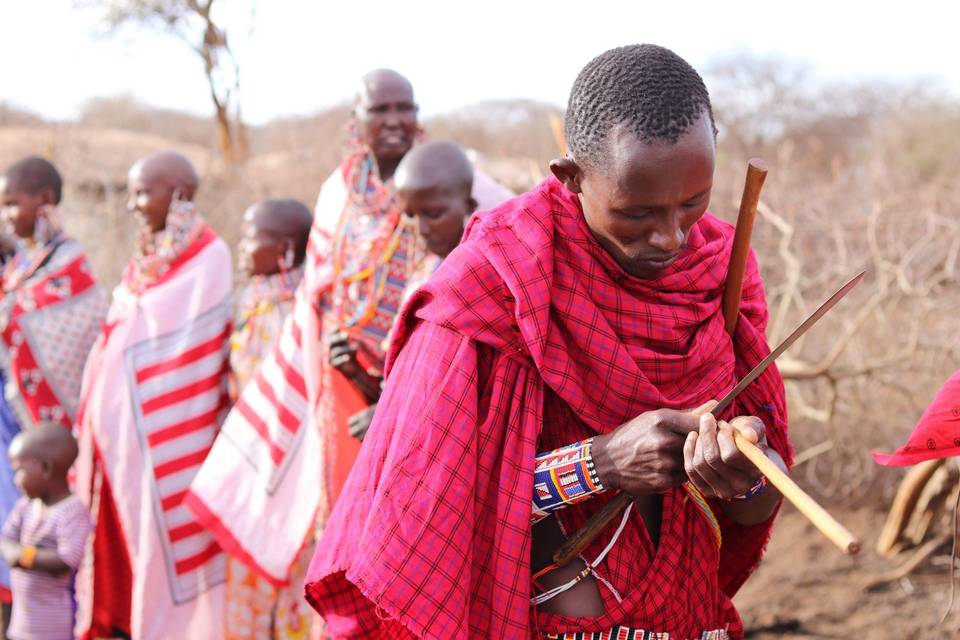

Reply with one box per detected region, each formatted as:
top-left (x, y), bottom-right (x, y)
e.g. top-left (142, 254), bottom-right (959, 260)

top-left (395, 141), bottom-right (476, 258)
top-left (550, 44), bottom-right (717, 280)
top-left (0, 156), bottom-right (63, 240)
top-left (126, 151), bottom-right (199, 233)
top-left (238, 199), bottom-right (313, 278)
top-left (8, 423), bottom-right (78, 501)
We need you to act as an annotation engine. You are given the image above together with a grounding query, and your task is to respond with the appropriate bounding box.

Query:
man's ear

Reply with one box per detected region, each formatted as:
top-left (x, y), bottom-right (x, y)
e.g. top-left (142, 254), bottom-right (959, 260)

top-left (39, 187), bottom-right (56, 207)
top-left (549, 157), bottom-right (583, 194)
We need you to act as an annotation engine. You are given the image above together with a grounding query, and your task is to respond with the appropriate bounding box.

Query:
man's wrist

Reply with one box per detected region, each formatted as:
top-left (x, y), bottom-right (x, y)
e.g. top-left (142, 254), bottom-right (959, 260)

top-left (590, 433), bottom-right (618, 491)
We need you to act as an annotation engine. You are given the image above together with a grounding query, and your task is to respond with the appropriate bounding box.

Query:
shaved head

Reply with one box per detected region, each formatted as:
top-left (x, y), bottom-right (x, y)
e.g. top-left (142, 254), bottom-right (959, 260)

top-left (357, 69), bottom-right (414, 107)
top-left (245, 198), bottom-right (313, 255)
top-left (10, 423), bottom-right (78, 473)
top-left (395, 141), bottom-right (474, 196)
top-left (130, 150), bottom-right (199, 201)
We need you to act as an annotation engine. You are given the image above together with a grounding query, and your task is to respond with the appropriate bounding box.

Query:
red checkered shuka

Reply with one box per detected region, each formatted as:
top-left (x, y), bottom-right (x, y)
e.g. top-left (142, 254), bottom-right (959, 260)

top-left (305, 178), bottom-right (792, 639)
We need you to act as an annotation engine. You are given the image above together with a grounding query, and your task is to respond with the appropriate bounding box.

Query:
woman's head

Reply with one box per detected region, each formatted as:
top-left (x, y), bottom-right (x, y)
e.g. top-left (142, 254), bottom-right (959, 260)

top-left (127, 151), bottom-right (199, 233)
top-left (550, 44), bottom-right (717, 280)
top-left (0, 156), bottom-right (63, 240)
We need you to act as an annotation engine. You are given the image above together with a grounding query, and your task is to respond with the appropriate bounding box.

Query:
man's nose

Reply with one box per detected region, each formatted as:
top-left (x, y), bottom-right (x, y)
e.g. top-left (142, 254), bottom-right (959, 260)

top-left (648, 211), bottom-right (683, 252)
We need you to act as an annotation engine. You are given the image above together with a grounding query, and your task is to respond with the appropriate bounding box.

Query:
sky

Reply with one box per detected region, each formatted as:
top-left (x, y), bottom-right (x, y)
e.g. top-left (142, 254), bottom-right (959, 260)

top-left (1, 0), bottom-right (959, 124)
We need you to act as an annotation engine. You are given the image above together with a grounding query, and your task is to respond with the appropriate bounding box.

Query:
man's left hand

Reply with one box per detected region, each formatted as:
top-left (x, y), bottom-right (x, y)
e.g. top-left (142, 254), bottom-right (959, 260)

top-left (683, 413), bottom-right (768, 501)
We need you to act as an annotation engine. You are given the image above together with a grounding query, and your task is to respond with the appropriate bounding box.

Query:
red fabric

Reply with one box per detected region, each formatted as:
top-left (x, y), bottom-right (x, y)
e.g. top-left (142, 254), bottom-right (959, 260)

top-left (874, 370), bottom-right (960, 466)
top-left (305, 178), bottom-right (791, 638)
top-left (82, 454), bottom-right (133, 640)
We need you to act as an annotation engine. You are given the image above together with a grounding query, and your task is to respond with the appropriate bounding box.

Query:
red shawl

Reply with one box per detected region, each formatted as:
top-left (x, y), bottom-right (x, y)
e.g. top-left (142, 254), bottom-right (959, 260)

top-left (305, 178), bottom-right (791, 638)
top-left (874, 370), bottom-right (960, 466)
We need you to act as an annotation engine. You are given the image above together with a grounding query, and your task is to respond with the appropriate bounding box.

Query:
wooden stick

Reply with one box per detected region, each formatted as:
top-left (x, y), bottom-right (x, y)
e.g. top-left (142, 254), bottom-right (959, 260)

top-left (723, 159), bottom-right (767, 334)
top-left (733, 431), bottom-right (861, 554)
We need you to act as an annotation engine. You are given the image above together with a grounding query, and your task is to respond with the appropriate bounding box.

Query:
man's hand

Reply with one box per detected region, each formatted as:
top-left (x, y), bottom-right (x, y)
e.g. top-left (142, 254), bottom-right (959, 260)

top-left (328, 331), bottom-right (362, 379)
top-left (591, 402), bottom-right (715, 495)
top-left (683, 413), bottom-right (768, 501)
top-left (348, 404), bottom-right (377, 441)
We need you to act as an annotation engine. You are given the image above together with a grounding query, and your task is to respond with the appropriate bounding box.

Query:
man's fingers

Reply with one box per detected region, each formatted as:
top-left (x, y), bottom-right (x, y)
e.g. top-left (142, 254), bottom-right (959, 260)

top-left (690, 399), bottom-right (719, 417)
top-left (728, 416), bottom-right (765, 445)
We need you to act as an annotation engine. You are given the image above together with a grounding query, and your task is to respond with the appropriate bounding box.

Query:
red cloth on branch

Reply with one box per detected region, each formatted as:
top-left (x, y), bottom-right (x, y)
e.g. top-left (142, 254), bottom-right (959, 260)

top-left (874, 370), bottom-right (960, 466)
top-left (305, 178), bottom-right (791, 639)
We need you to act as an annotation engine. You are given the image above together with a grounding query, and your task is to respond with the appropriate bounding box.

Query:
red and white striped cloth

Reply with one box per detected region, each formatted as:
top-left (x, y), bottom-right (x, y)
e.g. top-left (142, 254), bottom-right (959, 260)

top-left (75, 227), bottom-right (232, 640)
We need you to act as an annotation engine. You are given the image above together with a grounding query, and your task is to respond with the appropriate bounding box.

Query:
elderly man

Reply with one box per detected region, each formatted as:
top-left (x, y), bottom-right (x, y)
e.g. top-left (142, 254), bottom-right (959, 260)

top-left (186, 70), bottom-right (511, 639)
top-left (304, 45), bottom-right (792, 639)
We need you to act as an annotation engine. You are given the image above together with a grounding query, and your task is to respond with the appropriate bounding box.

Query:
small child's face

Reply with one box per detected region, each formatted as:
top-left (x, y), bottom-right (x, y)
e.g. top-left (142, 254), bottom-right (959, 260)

top-left (399, 186), bottom-right (473, 258)
top-left (9, 447), bottom-right (46, 500)
top-left (0, 177), bottom-right (43, 239)
top-left (127, 166), bottom-right (173, 233)
top-left (238, 208), bottom-right (285, 278)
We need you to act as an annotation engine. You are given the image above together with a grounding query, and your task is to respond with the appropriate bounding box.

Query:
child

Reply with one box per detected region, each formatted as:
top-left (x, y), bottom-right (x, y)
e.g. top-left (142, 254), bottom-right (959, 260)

top-left (230, 198), bottom-right (313, 394)
top-left (220, 198), bottom-right (313, 639)
top-left (329, 140), bottom-right (479, 440)
top-left (75, 151), bottom-right (232, 640)
top-left (1, 423), bottom-right (91, 640)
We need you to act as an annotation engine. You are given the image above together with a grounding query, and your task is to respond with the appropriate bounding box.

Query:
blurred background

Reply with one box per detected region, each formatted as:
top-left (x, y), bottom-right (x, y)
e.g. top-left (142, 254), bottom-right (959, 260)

top-left (2, 1), bottom-right (959, 636)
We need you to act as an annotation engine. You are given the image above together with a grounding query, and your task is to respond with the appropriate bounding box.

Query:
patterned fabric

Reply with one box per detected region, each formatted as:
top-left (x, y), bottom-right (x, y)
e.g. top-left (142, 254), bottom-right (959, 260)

top-left (230, 266), bottom-right (304, 393)
top-left (2, 494), bottom-right (92, 640)
top-left (532, 438), bottom-right (605, 523)
top-left (75, 223), bottom-right (232, 640)
top-left (874, 369), bottom-right (960, 466)
top-left (0, 237), bottom-right (107, 429)
top-left (305, 178), bottom-right (792, 639)
top-left (544, 628), bottom-right (730, 639)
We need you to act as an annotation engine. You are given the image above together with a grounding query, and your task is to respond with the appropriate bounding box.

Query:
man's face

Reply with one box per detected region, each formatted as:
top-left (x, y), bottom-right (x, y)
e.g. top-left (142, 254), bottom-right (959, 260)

top-left (576, 115), bottom-right (716, 279)
top-left (356, 80), bottom-right (418, 167)
top-left (238, 207), bottom-right (285, 277)
top-left (127, 164), bottom-right (173, 233)
top-left (399, 186), bottom-right (473, 258)
top-left (0, 177), bottom-right (44, 239)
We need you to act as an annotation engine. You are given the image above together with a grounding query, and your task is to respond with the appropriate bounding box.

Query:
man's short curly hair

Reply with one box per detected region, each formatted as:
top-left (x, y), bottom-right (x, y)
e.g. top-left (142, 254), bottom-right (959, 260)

top-left (565, 44), bottom-right (716, 170)
top-left (3, 156), bottom-right (63, 204)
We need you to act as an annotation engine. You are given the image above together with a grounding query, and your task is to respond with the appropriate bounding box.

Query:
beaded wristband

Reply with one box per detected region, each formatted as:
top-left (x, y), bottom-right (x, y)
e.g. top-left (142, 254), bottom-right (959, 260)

top-left (20, 545), bottom-right (37, 569)
top-left (731, 475), bottom-right (767, 501)
top-left (532, 437), bottom-right (606, 523)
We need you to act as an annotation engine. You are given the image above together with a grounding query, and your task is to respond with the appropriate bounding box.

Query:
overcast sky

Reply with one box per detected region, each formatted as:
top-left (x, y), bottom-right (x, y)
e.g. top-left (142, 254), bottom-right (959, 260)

top-left (2, 0), bottom-right (958, 124)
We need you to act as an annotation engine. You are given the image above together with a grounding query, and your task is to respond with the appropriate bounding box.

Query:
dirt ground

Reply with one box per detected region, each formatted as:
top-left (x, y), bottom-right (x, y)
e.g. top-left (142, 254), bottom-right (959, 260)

top-left (735, 505), bottom-right (960, 638)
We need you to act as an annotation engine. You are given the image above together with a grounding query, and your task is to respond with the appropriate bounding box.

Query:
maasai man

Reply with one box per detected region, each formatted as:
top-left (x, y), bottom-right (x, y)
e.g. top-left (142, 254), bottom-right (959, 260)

top-left (231, 198), bottom-right (313, 394)
top-left (75, 151), bottom-right (233, 640)
top-left (334, 140), bottom-right (478, 441)
top-left (0, 156), bottom-right (105, 635)
top-left (304, 45), bottom-right (793, 639)
top-left (185, 70), bottom-right (511, 607)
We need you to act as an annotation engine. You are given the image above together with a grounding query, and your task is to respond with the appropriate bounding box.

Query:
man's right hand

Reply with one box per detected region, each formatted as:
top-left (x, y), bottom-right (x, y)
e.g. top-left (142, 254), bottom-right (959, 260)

top-left (328, 331), bottom-right (362, 379)
top-left (591, 402), bottom-right (715, 495)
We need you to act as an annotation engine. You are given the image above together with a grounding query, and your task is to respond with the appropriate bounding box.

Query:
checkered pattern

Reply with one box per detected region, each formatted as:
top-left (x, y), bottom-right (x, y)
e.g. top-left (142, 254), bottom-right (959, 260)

top-left (544, 628), bottom-right (730, 639)
top-left (305, 178), bottom-right (791, 639)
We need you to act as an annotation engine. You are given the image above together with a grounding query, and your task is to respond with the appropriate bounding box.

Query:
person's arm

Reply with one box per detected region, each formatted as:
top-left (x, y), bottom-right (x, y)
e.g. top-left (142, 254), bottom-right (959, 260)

top-left (328, 331), bottom-right (383, 404)
top-left (531, 438), bottom-right (606, 523)
top-left (2, 542), bottom-right (71, 575)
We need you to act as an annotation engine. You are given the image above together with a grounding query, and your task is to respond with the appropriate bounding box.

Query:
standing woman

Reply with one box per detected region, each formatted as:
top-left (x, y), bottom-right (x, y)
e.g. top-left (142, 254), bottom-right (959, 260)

top-left (0, 156), bottom-right (106, 633)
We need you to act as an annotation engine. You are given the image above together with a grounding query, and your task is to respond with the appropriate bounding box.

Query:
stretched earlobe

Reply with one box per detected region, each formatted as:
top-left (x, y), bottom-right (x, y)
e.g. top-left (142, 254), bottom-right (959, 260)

top-left (548, 157), bottom-right (583, 194)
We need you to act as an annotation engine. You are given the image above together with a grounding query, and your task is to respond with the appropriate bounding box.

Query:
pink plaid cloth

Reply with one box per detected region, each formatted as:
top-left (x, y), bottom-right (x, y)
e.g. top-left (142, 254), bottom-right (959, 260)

top-left (305, 178), bottom-right (792, 638)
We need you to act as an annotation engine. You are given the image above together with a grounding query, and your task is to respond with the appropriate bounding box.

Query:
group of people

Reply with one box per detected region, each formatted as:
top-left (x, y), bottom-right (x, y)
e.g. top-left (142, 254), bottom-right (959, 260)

top-left (1, 41), bottom-right (949, 640)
